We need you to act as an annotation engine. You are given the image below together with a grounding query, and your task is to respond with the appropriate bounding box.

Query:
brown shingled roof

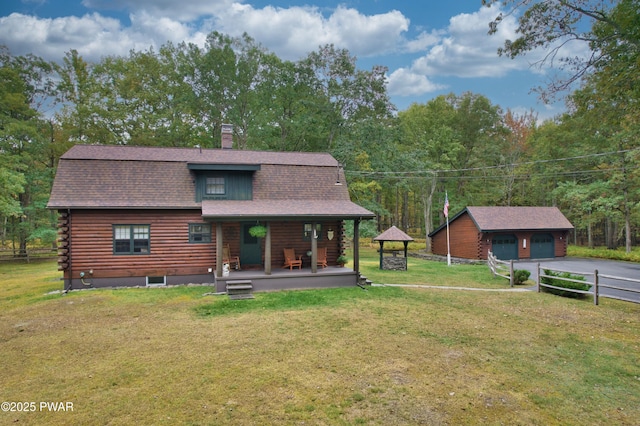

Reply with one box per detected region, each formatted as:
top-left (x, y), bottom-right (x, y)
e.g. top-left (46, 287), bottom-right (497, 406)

top-left (374, 226), bottom-right (414, 241)
top-left (62, 144), bottom-right (338, 167)
top-left (202, 200), bottom-right (373, 220)
top-left (466, 206), bottom-right (573, 231)
top-left (48, 145), bottom-right (375, 220)
top-left (428, 206), bottom-right (573, 238)
top-left (47, 159), bottom-right (199, 209)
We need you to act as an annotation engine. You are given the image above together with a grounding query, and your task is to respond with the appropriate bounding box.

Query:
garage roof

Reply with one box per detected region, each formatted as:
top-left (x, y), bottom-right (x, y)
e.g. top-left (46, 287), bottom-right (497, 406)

top-left (429, 206), bottom-right (573, 237)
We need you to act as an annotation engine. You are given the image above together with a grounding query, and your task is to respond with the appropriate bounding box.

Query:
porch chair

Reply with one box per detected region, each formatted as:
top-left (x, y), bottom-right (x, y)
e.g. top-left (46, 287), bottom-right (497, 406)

top-left (317, 247), bottom-right (328, 268)
top-left (222, 244), bottom-right (241, 270)
top-left (283, 248), bottom-right (302, 270)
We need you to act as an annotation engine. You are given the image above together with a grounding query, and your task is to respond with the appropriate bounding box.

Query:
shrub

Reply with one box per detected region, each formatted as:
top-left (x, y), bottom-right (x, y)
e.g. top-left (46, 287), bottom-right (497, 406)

top-left (248, 225), bottom-right (267, 238)
top-left (541, 269), bottom-right (590, 298)
top-left (512, 269), bottom-right (531, 285)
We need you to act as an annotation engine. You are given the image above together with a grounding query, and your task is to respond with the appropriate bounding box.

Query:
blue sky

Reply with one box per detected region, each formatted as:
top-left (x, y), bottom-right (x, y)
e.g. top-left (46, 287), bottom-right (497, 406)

top-left (0, 0), bottom-right (589, 120)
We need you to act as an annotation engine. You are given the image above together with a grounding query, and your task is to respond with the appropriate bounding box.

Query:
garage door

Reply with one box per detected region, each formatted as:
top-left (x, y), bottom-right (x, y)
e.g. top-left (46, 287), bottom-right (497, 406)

top-left (492, 234), bottom-right (518, 260)
top-left (531, 233), bottom-right (555, 259)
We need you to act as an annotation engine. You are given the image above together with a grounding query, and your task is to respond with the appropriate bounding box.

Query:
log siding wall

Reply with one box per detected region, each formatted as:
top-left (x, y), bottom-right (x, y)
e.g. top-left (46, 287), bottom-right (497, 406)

top-left (63, 209), bottom-right (216, 281)
top-left (431, 212), bottom-right (570, 260)
top-left (59, 209), bottom-right (344, 287)
top-left (431, 214), bottom-right (480, 259)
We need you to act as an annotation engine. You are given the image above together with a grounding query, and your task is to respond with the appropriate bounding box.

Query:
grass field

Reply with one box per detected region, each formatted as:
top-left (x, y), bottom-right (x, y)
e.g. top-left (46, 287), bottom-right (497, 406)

top-left (1, 251), bottom-right (639, 425)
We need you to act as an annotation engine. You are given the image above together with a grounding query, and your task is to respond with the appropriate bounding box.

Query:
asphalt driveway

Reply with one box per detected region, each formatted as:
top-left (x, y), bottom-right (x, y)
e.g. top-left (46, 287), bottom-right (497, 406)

top-left (514, 257), bottom-right (640, 303)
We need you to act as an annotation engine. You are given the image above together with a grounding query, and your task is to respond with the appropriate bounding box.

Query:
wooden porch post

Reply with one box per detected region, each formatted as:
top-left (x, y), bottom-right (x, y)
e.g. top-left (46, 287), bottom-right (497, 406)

top-left (216, 222), bottom-right (223, 278)
top-left (353, 219), bottom-right (360, 274)
top-left (311, 221), bottom-right (318, 273)
top-left (265, 222), bottom-right (272, 275)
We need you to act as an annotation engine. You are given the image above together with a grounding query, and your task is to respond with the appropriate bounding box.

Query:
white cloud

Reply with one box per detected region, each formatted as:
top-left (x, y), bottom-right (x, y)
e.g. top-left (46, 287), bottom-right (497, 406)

top-left (82, 0), bottom-right (235, 22)
top-left (210, 4), bottom-right (408, 60)
top-left (417, 5), bottom-right (524, 78)
top-left (1, 2), bottom-right (410, 63)
top-left (405, 29), bottom-right (443, 54)
top-left (0, 1), bottom-right (586, 114)
top-left (386, 68), bottom-right (445, 97)
top-left (0, 13), bottom-right (133, 62)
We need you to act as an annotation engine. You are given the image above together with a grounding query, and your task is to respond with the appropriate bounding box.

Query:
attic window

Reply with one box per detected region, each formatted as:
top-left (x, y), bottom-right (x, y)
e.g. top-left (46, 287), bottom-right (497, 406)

top-left (205, 177), bottom-right (225, 195)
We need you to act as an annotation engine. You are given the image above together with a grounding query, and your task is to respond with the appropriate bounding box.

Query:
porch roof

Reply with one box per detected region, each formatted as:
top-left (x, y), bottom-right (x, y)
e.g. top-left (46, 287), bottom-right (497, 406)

top-left (201, 199), bottom-right (375, 221)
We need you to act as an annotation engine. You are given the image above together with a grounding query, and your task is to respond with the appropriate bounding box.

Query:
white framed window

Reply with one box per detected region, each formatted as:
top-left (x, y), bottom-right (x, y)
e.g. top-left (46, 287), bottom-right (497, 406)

top-left (189, 223), bottom-right (212, 243)
top-left (113, 225), bottom-right (150, 254)
top-left (146, 276), bottom-right (166, 286)
top-left (205, 177), bottom-right (225, 195)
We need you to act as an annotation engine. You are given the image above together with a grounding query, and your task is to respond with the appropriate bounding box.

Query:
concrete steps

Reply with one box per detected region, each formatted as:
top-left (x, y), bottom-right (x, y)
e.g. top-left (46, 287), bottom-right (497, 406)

top-left (226, 280), bottom-right (254, 300)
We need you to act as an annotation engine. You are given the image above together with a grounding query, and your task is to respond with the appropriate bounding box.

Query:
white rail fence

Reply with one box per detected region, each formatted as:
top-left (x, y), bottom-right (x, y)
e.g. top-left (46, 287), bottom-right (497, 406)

top-left (487, 251), bottom-right (514, 287)
top-left (536, 264), bottom-right (640, 305)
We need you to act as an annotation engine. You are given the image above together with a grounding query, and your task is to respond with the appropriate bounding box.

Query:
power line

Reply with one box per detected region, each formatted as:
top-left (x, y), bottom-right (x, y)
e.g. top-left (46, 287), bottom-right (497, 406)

top-left (345, 148), bottom-right (638, 178)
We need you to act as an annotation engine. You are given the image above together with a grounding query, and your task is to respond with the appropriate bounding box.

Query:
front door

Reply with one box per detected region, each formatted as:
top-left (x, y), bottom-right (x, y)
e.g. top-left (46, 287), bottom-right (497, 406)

top-left (241, 223), bottom-right (262, 266)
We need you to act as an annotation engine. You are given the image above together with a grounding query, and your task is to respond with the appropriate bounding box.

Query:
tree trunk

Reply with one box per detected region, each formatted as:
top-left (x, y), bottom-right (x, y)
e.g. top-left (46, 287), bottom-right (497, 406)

top-left (423, 174), bottom-right (438, 253)
top-left (402, 189), bottom-right (409, 230)
top-left (605, 217), bottom-right (616, 250)
top-left (624, 187), bottom-right (631, 253)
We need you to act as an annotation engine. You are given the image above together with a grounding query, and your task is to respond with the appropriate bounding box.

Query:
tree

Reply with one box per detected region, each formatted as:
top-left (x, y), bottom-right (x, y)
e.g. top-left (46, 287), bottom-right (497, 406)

top-left (249, 54), bottom-right (326, 151)
top-left (565, 0), bottom-right (640, 252)
top-left (398, 97), bottom-right (460, 251)
top-left (445, 92), bottom-right (508, 207)
top-left (501, 109), bottom-right (537, 205)
top-left (0, 47), bottom-right (58, 254)
top-left (484, 0), bottom-right (638, 101)
top-left (181, 32), bottom-right (271, 150)
top-left (301, 44), bottom-right (394, 151)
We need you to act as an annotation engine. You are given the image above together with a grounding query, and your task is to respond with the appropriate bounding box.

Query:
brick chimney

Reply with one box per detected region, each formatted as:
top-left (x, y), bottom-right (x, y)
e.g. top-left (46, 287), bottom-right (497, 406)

top-left (221, 123), bottom-right (233, 149)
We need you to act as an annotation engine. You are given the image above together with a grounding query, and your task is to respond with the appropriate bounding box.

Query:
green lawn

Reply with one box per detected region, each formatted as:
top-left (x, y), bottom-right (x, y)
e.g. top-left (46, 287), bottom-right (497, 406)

top-left (1, 254), bottom-right (639, 425)
top-left (354, 247), bottom-right (513, 288)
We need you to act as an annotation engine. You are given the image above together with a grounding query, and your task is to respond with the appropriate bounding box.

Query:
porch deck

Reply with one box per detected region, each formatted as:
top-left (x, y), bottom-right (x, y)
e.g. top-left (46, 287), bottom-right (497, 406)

top-left (215, 266), bottom-right (358, 293)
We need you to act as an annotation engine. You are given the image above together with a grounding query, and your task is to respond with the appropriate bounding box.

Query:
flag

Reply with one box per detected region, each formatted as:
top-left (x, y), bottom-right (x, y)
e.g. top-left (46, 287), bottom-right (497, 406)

top-left (443, 192), bottom-right (449, 218)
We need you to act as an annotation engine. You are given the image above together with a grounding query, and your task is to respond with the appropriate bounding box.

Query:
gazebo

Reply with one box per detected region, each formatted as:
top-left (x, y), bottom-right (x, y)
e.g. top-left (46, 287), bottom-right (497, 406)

top-left (373, 226), bottom-right (414, 270)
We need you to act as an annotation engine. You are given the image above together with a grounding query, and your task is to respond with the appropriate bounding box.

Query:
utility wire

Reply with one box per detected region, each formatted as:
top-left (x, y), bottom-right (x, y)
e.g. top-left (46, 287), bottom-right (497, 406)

top-left (345, 148), bottom-right (638, 178)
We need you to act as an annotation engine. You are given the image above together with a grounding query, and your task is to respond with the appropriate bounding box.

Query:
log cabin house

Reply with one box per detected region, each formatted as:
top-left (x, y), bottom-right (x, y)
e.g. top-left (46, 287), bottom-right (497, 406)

top-left (47, 143), bottom-right (374, 292)
top-left (429, 206), bottom-right (574, 261)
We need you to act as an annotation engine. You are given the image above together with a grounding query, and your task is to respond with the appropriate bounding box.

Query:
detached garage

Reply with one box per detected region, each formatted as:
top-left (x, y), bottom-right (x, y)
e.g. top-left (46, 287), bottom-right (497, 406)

top-left (429, 206), bottom-right (573, 261)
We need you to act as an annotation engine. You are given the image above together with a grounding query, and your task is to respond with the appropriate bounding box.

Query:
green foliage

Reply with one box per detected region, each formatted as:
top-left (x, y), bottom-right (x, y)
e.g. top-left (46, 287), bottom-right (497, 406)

top-left (541, 269), bottom-right (590, 298)
top-left (568, 245), bottom-right (640, 263)
top-left (343, 219), bottom-right (378, 239)
top-left (4, 6), bottom-right (640, 255)
top-left (513, 269), bottom-right (531, 285)
top-left (0, 47), bottom-right (58, 254)
top-left (248, 225), bottom-right (267, 238)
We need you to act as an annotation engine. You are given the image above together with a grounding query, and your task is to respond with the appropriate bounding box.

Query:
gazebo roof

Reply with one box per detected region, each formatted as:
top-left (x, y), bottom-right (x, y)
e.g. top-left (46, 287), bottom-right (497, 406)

top-left (373, 225), bottom-right (414, 242)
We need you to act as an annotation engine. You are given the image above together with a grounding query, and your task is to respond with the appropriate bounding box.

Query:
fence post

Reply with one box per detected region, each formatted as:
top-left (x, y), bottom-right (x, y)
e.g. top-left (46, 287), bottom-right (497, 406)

top-left (536, 262), bottom-right (540, 293)
top-left (509, 259), bottom-right (514, 287)
top-left (489, 251), bottom-right (495, 277)
top-left (593, 269), bottom-right (599, 306)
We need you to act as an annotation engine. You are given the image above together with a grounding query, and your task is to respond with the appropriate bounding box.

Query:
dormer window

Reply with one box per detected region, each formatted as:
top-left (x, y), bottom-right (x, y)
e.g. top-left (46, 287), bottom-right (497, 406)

top-left (189, 163), bottom-right (259, 202)
top-left (206, 177), bottom-right (225, 195)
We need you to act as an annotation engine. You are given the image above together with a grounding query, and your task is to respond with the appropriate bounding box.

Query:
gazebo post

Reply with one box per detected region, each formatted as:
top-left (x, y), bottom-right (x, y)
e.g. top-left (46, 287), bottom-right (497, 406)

top-left (378, 241), bottom-right (384, 269)
top-left (404, 241), bottom-right (409, 270)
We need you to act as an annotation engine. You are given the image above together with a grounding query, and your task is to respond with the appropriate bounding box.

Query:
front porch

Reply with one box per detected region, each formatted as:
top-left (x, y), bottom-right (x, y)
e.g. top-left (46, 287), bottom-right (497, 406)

top-left (214, 265), bottom-right (360, 293)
